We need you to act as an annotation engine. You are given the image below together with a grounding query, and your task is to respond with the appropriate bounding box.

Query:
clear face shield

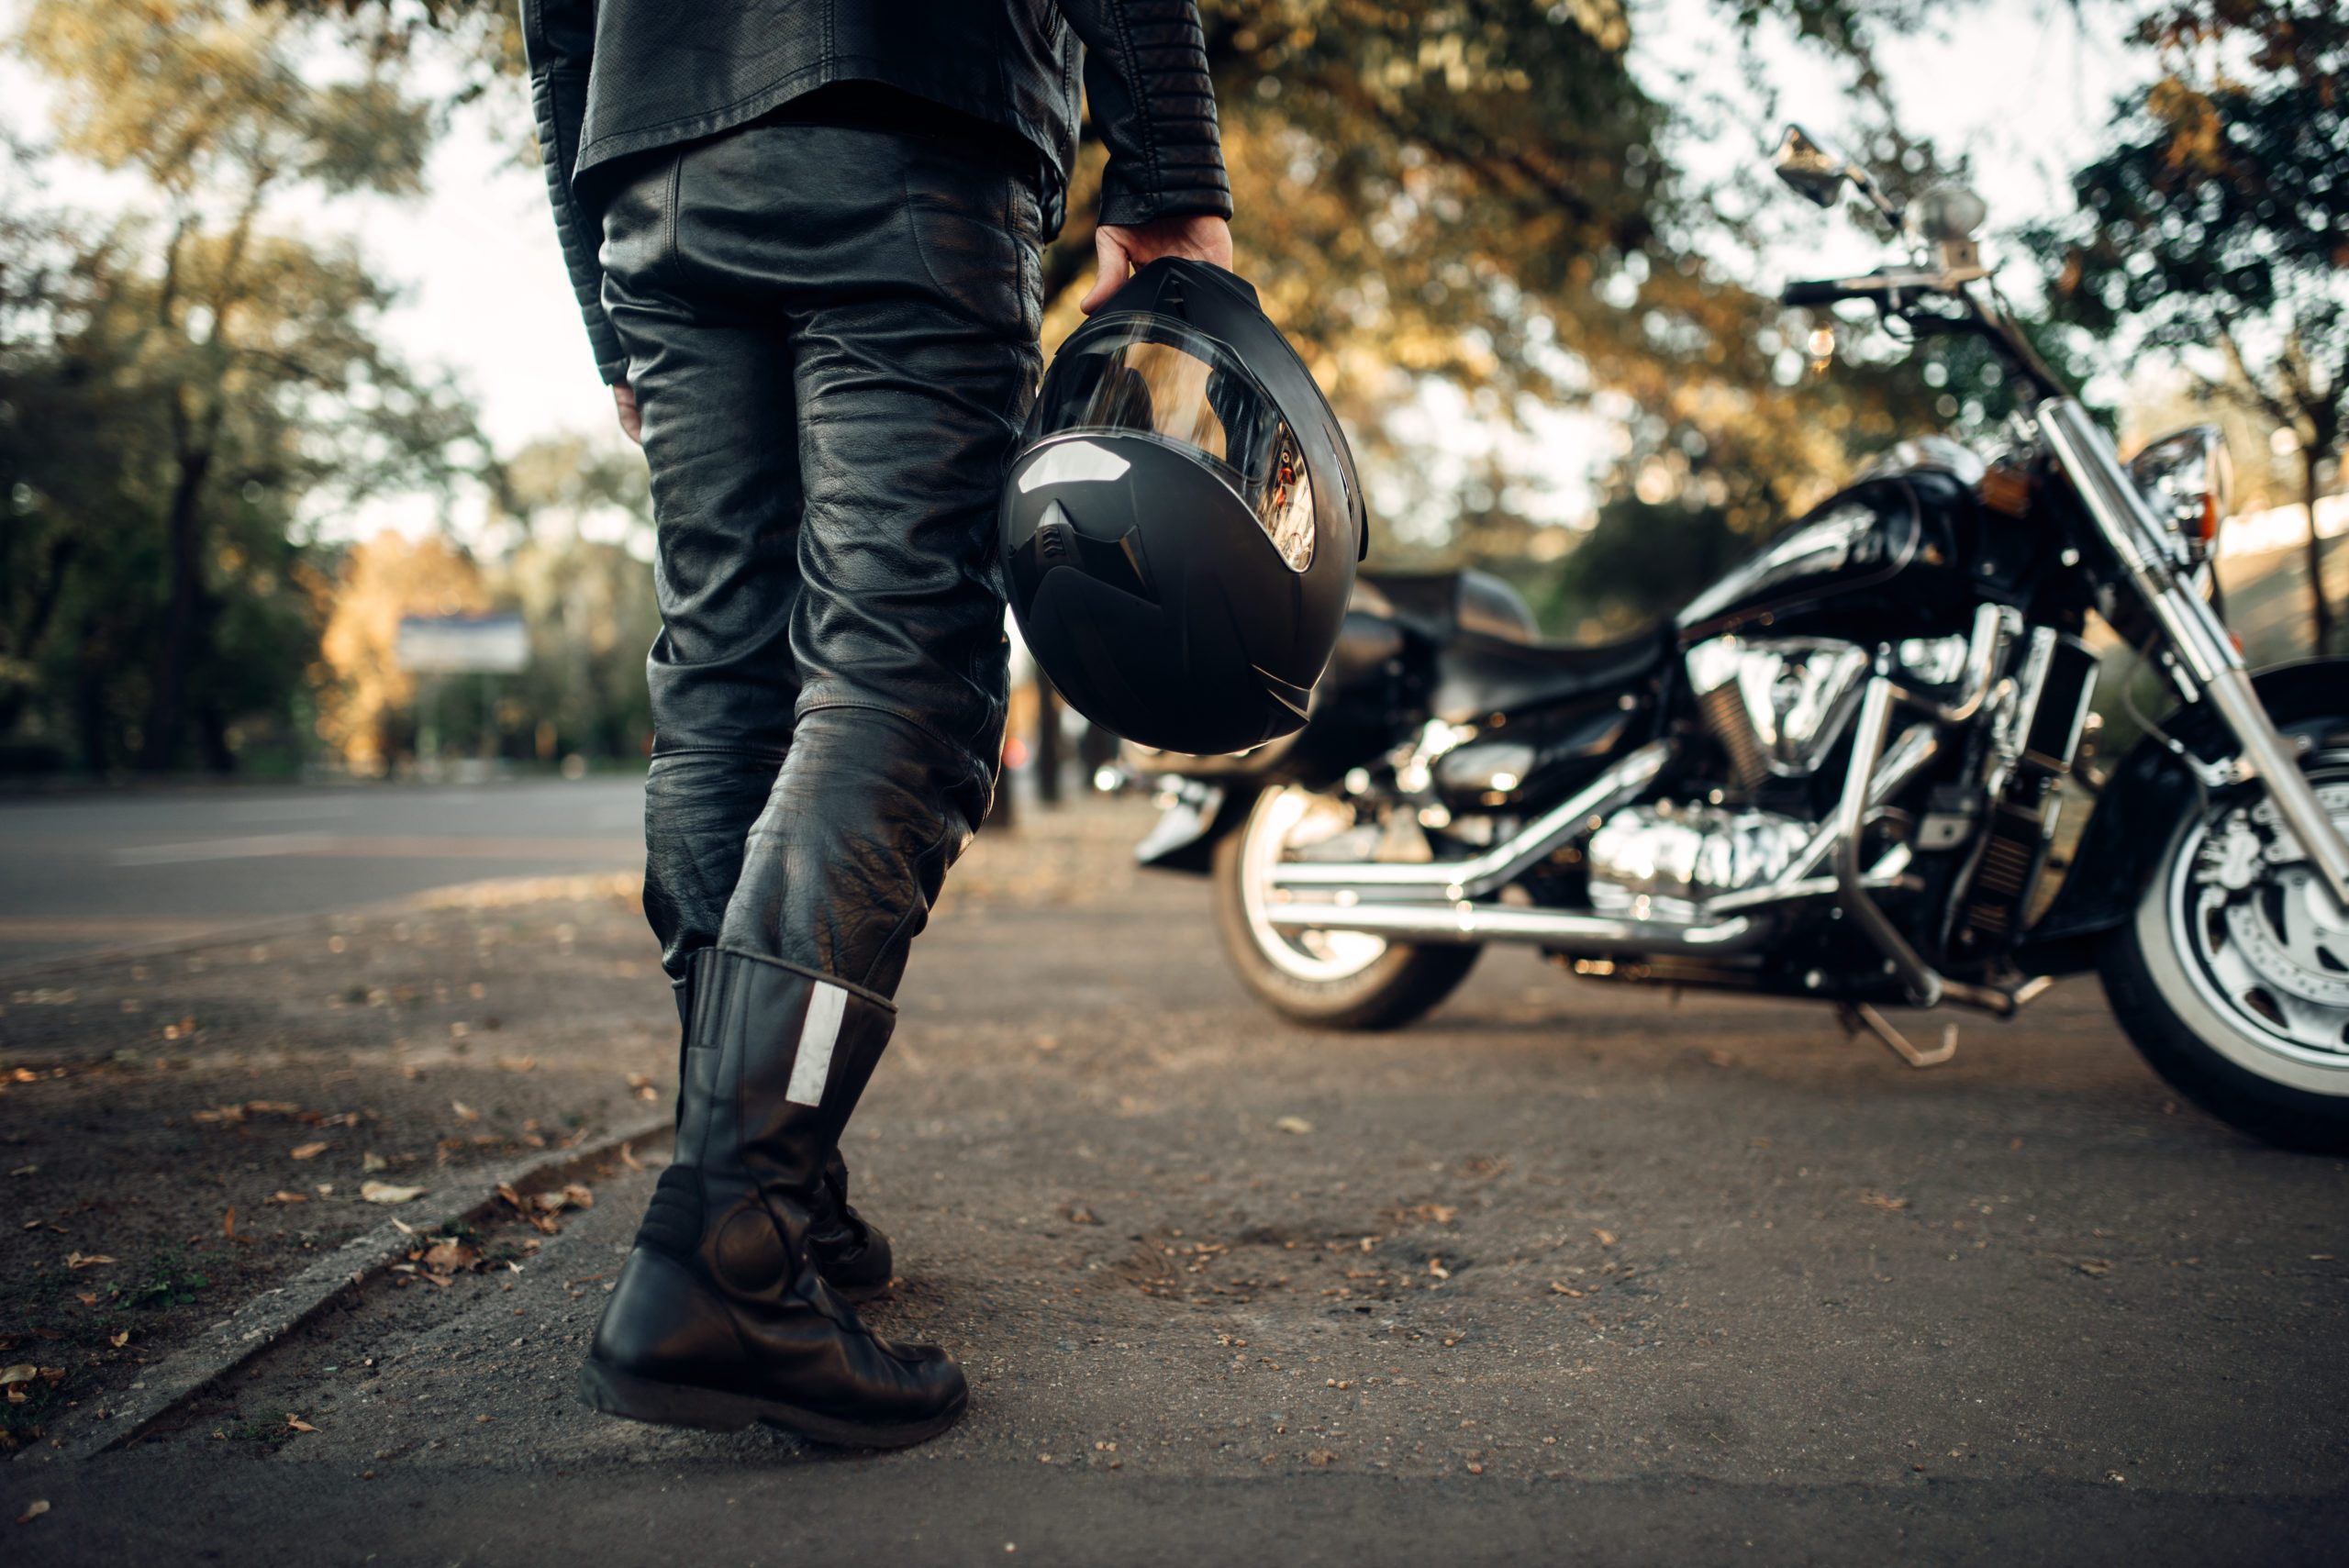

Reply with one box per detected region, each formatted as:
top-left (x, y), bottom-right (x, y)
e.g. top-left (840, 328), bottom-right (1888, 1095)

top-left (1027, 317), bottom-right (1316, 571)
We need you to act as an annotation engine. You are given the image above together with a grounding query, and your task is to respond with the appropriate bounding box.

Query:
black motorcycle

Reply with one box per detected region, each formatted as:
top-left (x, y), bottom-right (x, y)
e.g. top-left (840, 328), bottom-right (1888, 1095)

top-left (1127, 123), bottom-right (2349, 1151)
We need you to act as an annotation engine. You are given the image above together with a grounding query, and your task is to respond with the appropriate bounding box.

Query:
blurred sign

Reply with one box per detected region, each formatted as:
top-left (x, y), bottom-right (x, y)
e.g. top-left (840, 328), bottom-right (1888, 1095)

top-left (395, 615), bottom-right (529, 674)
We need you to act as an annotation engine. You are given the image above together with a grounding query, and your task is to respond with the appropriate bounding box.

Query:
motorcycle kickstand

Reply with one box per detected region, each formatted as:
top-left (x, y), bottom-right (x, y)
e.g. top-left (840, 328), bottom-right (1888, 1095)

top-left (1834, 1001), bottom-right (1957, 1069)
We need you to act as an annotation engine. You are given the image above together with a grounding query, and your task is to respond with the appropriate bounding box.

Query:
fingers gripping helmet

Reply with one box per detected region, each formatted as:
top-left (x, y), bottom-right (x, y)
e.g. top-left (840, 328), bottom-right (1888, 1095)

top-left (1000, 259), bottom-right (1366, 755)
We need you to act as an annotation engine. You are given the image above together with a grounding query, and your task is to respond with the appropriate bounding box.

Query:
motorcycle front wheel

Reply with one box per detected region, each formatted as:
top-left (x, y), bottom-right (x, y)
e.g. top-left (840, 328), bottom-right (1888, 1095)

top-left (1210, 784), bottom-right (1480, 1030)
top-left (2102, 748), bottom-right (2349, 1151)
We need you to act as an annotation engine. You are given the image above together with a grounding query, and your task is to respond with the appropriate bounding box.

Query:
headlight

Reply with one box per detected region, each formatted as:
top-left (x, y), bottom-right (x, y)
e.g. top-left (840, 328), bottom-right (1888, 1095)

top-left (2126, 424), bottom-right (2234, 566)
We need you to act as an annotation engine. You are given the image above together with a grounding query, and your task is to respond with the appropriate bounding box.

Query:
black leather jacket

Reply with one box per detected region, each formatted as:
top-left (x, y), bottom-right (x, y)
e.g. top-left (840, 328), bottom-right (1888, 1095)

top-left (522, 0), bottom-right (1232, 384)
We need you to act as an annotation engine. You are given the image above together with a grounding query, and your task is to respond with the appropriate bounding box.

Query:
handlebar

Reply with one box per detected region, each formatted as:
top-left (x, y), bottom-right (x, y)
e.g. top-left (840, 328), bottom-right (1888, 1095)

top-left (1782, 278), bottom-right (1854, 306)
top-left (1780, 268), bottom-right (1958, 308)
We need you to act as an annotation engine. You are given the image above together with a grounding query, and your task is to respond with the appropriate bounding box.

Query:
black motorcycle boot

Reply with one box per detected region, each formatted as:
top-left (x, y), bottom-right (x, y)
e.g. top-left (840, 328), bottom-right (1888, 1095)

top-left (579, 949), bottom-right (965, 1446)
top-left (674, 952), bottom-right (894, 1303)
top-left (807, 1147), bottom-right (895, 1302)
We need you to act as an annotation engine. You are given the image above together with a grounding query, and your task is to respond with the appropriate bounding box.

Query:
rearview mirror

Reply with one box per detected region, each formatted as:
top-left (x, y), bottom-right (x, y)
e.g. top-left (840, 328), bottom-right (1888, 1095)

top-left (1774, 124), bottom-right (1853, 207)
top-left (1913, 187), bottom-right (1987, 243)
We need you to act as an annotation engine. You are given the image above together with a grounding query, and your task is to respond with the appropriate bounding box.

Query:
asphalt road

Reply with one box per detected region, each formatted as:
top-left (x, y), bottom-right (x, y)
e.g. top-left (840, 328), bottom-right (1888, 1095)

top-left (7, 800), bottom-right (2348, 1563)
top-left (0, 777), bottom-right (646, 969)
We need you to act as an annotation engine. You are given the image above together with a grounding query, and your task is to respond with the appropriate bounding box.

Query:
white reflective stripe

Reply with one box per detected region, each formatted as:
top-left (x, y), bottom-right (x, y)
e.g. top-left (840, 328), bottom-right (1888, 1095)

top-left (1018, 439), bottom-right (1131, 492)
top-left (785, 983), bottom-right (848, 1106)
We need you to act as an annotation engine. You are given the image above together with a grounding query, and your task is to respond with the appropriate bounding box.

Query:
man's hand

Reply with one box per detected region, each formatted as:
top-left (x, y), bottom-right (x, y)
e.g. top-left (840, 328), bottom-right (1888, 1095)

top-left (1079, 215), bottom-right (1233, 314)
top-left (613, 381), bottom-right (643, 445)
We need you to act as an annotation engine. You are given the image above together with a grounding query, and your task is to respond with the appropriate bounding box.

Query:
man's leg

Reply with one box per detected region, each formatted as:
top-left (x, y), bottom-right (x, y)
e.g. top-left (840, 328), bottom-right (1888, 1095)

top-left (578, 121), bottom-right (1038, 1442)
top-left (716, 125), bottom-right (1040, 995)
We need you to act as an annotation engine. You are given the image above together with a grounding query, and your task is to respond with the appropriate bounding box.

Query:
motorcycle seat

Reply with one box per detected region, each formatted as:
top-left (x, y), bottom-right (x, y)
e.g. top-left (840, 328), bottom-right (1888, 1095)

top-left (1431, 628), bottom-right (1667, 724)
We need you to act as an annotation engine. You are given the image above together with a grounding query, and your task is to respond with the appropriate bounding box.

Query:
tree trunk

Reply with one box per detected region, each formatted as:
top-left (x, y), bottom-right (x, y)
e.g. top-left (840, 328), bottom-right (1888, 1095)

top-left (139, 444), bottom-right (211, 771)
top-left (1035, 673), bottom-right (1063, 806)
top-left (2306, 448), bottom-right (2333, 657)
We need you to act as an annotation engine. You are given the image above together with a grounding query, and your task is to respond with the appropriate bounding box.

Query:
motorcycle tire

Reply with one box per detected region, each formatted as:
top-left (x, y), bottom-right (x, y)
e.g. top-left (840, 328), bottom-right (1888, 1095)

top-left (2101, 748), bottom-right (2349, 1152)
top-left (1210, 785), bottom-right (1480, 1030)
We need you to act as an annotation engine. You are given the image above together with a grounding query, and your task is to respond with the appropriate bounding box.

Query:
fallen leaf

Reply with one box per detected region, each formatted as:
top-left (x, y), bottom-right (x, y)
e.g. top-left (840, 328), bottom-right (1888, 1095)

top-left (495, 1056), bottom-right (536, 1073)
top-left (619, 1142), bottom-right (643, 1172)
top-left (1550, 1282), bottom-right (1585, 1297)
top-left (16, 1500), bottom-right (48, 1524)
top-left (362, 1152), bottom-right (389, 1173)
top-left (289, 1141), bottom-right (328, 1162)
top-left (562, 1184), bottom-right (595, 1209)
top-left (0, 1364), bottom-right (37, 1386)
top-left (1427, 1258), bottom-right (1451, 1280)
top-left (73, 1293), bottom-right (97, 1307)
top-left (109, 1330), bottom-right (128, 1348)
top-left (1306, 1450), bottom-right (1335, 1466)
top-left (249, 1101), bottom-right (300, 1115)
top-left (420, 1240), bottom-right (481, 1274)
top-left (451, 1102), bottom-right (480, 1123)
top-left (1273, 1116), bottom-right (1313, 1135)
top-left (64, 1252), bottom-right (117, 1271)
top-left (264, 1191), bottom-right (307, 1205)
top-left (285, 1416), bottom-right (317, 1433)
top-left (1860, 1193), bottom-right (1910, 1211)
top-left (1590, 1229), bottom-right (1618, 1247)
top-left (360, 1181), bottom-right (426, 1206)
top-left (2078, 1260), bottom-right (2111, 1276)
top-left (625, 1073), bottom-right (652, 1091)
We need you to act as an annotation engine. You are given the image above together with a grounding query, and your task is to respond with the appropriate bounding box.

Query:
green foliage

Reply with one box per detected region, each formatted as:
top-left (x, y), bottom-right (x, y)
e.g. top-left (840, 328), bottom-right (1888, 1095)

top-left (1528, 497), bottom-right (1749, 639)
top-left (115, 1251), bottom-right (213, 1309)
top-left (0, 1), bottom-right (482, 773)
top-left (2030, 0), bottom-right (2347, 649)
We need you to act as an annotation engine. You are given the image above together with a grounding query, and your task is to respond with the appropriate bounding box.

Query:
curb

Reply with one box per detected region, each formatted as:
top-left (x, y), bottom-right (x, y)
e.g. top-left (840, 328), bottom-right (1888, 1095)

top-left (52, 1110), bottom-right (674, 1461)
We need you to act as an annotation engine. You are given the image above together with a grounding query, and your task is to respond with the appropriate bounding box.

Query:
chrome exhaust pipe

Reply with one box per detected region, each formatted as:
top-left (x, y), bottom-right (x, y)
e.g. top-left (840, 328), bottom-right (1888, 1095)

top-left (1264, 900), bottom-right (1765, 953)
top-left (1269, 739), bottom-right (1675, 900)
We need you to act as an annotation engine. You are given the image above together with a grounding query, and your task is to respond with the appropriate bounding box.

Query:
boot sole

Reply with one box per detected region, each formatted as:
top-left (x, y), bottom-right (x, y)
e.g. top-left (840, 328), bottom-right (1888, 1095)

top-left (575, 1356), bottom-right (966, 1449)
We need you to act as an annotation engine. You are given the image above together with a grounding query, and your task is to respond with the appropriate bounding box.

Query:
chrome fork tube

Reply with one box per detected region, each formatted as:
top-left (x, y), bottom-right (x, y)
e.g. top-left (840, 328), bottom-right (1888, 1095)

top-left (2041, 398), bottom-right (2349, 906)
top-left (1835, 678), bottom-right (1943, 1006)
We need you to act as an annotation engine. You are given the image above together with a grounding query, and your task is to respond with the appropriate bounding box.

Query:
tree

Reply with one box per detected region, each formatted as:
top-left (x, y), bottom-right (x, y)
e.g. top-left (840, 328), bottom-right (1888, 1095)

top-left (1, 0), bottom-right (478, 773)
top-left (2034, 1), bottom-right (2348, 652)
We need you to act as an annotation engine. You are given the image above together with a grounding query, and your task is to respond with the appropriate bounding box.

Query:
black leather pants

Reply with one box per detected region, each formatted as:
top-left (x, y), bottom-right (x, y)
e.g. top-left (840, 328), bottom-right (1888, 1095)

top-left (600, 119), bottom-right (1044, 1000)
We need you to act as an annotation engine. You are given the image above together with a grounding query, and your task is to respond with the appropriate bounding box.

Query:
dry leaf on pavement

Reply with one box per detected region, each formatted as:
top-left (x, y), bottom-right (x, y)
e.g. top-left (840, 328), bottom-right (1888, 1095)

top-left (420, 1240), bottom-right (482, 1274)
top-left (562, 1184), bottom-right (595, 1209)
top-left (1274, 1116), bottom-right (1313, 1134)
top-left (289, 1141), bottom-right (328, 1161)
top-left (64, 1252), bottom-right (116, 1270)
top-left (16, 1500), bottom-right (48, 1524)
top-left (360, 1181), bottom-right (426, 1206)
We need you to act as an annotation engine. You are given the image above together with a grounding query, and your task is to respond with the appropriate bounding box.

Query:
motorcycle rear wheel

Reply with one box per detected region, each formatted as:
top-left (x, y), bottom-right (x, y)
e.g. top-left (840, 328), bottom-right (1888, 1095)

top-left (1211, 784), bottom-right (1480, 1030)
top-left (2102, 751), bottom-right (2349, 1151)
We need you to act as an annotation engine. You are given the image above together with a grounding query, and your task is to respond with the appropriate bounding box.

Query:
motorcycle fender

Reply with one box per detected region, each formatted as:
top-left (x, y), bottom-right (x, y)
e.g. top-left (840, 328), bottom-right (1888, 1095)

top-left (1134, 780), bottom-right (1244, 874)
top-left (2018, 658), bottom-right (2349, 972)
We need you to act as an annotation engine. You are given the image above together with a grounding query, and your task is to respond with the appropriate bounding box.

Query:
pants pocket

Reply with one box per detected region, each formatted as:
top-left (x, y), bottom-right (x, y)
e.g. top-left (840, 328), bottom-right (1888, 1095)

top-left (904, 158), bottom-right (1031, 338)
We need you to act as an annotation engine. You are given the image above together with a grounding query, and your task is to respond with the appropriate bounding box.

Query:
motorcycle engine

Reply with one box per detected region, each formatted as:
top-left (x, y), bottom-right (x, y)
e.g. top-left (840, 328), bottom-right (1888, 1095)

top-left (1586, 801), bottom-right (1813, 921)
top-left (1685, 637), bottom-right (1871, 791)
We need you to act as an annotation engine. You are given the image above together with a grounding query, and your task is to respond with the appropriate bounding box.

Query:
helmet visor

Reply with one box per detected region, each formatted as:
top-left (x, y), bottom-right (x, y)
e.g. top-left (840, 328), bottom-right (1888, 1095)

top-left (1029, 317), bottom-right (1315, 571)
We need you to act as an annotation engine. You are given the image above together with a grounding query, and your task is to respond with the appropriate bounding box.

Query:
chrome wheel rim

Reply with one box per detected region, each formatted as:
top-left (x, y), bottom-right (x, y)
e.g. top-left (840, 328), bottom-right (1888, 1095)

top-left (2167, 764), bottom-right (2349, 1074)
top-left (1239, 786), bottom-right (1391, 983)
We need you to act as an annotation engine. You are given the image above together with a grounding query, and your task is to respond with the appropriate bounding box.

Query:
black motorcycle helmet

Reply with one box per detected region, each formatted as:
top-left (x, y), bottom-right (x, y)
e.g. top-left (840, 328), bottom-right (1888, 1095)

top-left (1000, 258), bottom-right (1365, 755)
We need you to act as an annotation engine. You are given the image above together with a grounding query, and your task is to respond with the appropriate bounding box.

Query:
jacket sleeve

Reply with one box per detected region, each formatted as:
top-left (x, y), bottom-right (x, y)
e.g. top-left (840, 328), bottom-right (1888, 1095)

top-left (1056, 0), bottom-right (1232, 228)
top-left (521, 0), bottom-right (628, 385)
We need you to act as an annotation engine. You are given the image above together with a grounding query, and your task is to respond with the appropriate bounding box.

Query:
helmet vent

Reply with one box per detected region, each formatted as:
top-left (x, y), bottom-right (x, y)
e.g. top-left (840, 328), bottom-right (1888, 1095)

top-left (1036, 503), bottom-right (1076, 566)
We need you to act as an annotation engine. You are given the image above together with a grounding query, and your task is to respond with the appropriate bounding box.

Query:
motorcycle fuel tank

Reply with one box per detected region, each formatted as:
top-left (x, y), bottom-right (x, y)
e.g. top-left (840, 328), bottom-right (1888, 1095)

top-left (1675, 473), bottom-right (1976, 644)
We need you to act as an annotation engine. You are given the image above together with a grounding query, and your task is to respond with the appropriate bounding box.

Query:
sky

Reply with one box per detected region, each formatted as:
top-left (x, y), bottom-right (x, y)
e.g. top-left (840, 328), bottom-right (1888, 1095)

top-left (2, 0), bottom-right (2156, 546)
